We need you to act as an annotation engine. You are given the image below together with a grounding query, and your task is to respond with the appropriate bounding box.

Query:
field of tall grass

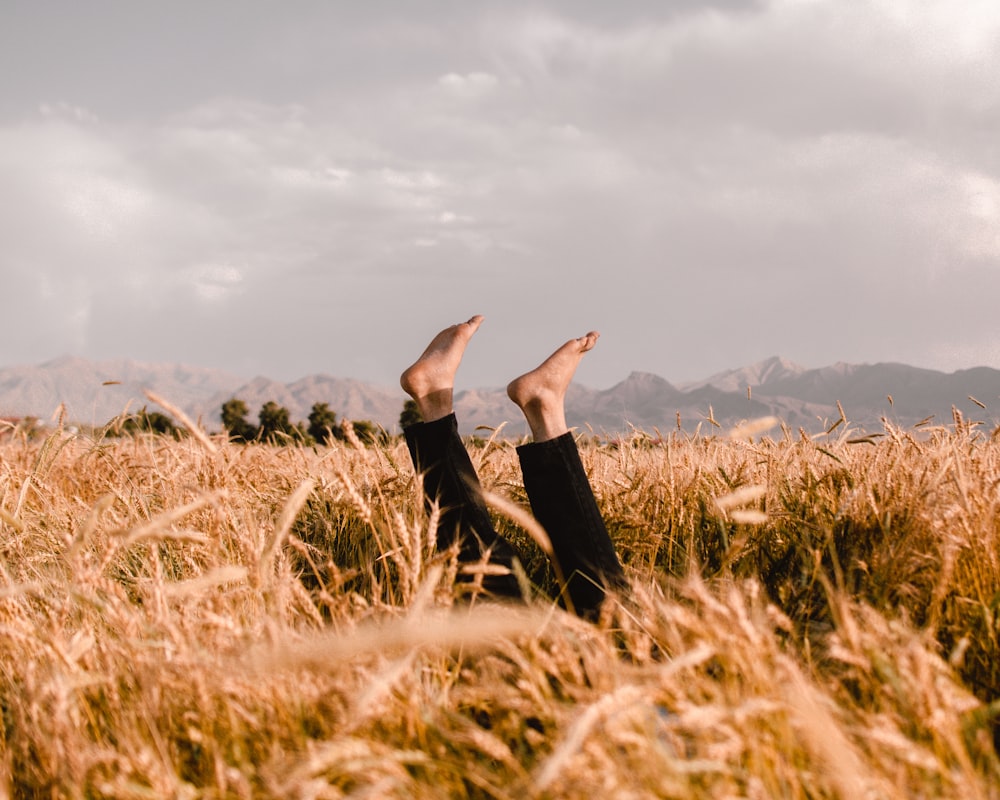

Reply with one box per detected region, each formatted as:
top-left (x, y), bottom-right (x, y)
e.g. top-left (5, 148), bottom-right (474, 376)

top-left (1, 410), bottom-right (999, 798)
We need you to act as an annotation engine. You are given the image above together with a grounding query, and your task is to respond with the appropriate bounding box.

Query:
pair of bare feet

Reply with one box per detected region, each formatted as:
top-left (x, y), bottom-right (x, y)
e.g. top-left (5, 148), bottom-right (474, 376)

top-left (400, 315), bottom-right (598, 443)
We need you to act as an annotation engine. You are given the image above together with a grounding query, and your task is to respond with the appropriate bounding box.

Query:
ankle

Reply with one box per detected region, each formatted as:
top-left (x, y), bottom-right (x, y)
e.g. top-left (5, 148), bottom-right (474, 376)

top-left (521, 398), bottom-right (567, 442)
top-left (415, 389), bottom-right (454, 423)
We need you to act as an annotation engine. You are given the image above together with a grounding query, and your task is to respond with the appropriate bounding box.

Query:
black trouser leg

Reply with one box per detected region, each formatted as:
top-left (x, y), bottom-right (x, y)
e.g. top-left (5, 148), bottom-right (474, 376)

top-left (517, 433), bottom-right (625, 619)
top-left (404, 414), bottom-right (521, 597)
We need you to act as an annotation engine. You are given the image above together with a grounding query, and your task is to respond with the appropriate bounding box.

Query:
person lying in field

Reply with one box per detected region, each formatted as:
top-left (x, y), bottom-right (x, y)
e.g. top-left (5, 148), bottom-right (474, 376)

top-left (400, 315), bottom-right (625, 620)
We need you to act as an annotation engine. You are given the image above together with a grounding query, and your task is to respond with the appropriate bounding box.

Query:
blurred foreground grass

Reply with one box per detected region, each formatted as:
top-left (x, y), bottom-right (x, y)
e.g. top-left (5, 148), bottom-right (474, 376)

top-left (0, 415), bottom-right (999, 798)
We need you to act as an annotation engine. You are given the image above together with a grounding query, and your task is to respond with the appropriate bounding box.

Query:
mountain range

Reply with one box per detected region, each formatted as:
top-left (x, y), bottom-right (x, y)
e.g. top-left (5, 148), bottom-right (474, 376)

top-left (1, 355), bottom-right (998, 437)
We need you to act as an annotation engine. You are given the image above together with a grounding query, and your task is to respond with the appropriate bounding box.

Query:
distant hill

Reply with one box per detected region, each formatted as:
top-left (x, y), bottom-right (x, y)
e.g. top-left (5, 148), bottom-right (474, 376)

top-left (1, 355), bottom-right (998, 436)
top-left (694, 358), bottom-right (1000, 433)
top-left (0, 357), bottom-right (245, 427)
top-left (679, 355), bottom-right (807, 393)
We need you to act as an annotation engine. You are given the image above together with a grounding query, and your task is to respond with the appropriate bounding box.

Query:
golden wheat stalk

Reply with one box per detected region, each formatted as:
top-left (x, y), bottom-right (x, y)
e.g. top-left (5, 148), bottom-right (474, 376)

top-left (714, 485), bottom-right (767, 513)
top-left (161, 566), bottom-right (249, 598)
top-left (114, 490), bottom-right (226, 546)
top-left (255, 606), bottom-right (547, 670)
top-left (259, 478), bottom-right (316, 586)
top-left (145, 390), bottom-right (218, 453)
top-left (728, 416), bottom-right (779, 440)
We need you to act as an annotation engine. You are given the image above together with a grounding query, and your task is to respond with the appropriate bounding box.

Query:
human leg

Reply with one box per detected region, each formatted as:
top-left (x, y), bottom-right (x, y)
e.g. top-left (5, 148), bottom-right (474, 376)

top-left (401, 317), bottom-right (521, 597)
top-left (403, 413), bottom-right (520, 576)
top-left (508, 334), bottom-right (625, 618)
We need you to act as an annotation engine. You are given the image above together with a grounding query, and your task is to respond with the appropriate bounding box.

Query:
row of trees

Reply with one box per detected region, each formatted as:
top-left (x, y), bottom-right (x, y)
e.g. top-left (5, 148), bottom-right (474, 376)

top-left (111, 399), bottom-right (425, 445)
top-left (120, 409), bottom-right (180, 438)
top-left (220, 398), bottom-right (386, 445)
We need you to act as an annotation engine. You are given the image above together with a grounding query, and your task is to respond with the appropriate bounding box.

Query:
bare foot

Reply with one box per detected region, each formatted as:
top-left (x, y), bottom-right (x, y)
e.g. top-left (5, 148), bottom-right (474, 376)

top-left (507, 331), bottom-right (599, 441)
top-left (400, 315), bottom-right (484, 422)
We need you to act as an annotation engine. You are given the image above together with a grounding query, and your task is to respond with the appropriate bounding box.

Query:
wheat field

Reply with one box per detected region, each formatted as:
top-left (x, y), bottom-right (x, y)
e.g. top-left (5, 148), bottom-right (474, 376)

top-left (0, 412), bottom-right (999, 798)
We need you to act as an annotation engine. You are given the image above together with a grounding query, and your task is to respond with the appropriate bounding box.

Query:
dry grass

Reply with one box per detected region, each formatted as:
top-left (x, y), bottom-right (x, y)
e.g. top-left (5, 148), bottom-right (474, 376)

top-left (0, 415), bottom-right (999, 798)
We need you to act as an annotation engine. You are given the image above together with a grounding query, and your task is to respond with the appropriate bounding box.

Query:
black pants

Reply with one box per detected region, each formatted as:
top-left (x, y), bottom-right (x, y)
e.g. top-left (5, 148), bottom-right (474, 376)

top-left (404, 413), bottom-right (624, 619)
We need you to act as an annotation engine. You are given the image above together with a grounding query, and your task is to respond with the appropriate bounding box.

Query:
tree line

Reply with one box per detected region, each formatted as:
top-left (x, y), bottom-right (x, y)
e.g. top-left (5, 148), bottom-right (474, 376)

top-left (110, 398), bottom-right (425, 445)
top-left (220, 398), bottom-right (387, 445)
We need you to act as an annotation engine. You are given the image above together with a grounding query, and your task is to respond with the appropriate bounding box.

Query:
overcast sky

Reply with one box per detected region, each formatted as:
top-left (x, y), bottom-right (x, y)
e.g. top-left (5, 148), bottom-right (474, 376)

top-left (2, 1), bottom-right (998, 390)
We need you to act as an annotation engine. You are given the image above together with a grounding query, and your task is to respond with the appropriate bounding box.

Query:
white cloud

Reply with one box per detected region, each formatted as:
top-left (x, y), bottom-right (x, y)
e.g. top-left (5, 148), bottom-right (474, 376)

top-left (438, 71), bottom-right (500, 96)
top-left (550, 124), bottom-right (583, 141)
top-left (957, 172), bottom-right (1000, 260)
top-left (270, 165), bottom-right (354, 190)
top-left (60, 172), bottom-right (152, 241)
top-left (188, 263), bottom-right (245, 302)
top-left (438, 210), bottom-right (475, 224)
top-left (876, 0), bottom-right (1000, 63)
top-left (380, 168), bottom-right (445, 190)
top-left (0, 118), bottom-right (160, 281)
top-left (38, 102), bottom-right (100, 124)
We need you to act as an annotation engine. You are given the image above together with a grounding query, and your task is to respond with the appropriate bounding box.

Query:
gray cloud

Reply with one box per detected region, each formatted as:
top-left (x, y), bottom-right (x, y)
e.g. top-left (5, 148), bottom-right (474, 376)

top-left (1, 1), bottom-right (998, 392)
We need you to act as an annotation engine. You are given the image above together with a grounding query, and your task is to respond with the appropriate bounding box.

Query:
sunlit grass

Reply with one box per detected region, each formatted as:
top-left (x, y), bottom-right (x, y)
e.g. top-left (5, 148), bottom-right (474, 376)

top-left (0, 415), bottom-right (998, 797)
